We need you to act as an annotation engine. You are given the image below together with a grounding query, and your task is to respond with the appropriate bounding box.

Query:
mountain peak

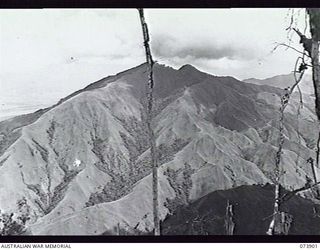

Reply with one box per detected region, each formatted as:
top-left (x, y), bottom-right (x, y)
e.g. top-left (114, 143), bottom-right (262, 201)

top-left (178, 64), bottom-right (199, 72)
top-left (0, 60), bottom-right (318, 235)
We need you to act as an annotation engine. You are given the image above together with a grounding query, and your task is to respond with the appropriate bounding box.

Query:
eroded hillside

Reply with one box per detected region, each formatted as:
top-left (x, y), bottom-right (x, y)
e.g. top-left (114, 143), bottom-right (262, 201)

top-left (0, 63), bottom-right (318, 235)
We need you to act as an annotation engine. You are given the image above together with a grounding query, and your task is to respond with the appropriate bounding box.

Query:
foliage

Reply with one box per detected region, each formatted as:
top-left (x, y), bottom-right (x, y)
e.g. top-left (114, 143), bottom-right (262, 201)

top-left (164, 163), bottom-right (195, 214)
top-left (0, 197), bottom-right (31, 235)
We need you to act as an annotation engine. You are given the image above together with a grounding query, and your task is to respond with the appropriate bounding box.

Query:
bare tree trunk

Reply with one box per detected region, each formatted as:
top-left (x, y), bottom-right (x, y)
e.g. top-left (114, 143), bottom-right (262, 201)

top-left (137, 8), bottom-right (160, 236)
top-left (307, 158), bottom-right (318, 185)
top-left (267, 9), bottom-right (320, 235)
top-left (267, 91), bottom-right (287, 235)
top-left (225, 200), bottom-right (235, 235)
top-left (267, 188), bottom-right (293, 235)
top-left (307, 158), bottom-right (320, 197)
top-left (310, 38), bottom-right (320, 120)
top-left (294, 9), bottom-right (320, 120)
top-left (267, 14), bottom-right (320, 230)
top-left (267, 183), bottom-right (280, 235)
top-left (316, 131), bottom-right (320, 169)
top-left (307, 9), bottom-right (320, 119)
top-left (307, 8), bottom-right (320, 199)
top-left (275, 212), bottom-right (293, 235)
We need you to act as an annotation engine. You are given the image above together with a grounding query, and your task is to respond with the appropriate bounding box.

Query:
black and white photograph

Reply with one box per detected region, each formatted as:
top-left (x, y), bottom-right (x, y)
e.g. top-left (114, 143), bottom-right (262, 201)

top-left (0, 4), bottom-right (320, 242)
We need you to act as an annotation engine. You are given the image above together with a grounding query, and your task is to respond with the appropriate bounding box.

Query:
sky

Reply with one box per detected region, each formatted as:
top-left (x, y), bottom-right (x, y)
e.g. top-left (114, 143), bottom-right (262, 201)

top-left (0, 8), bottom-right (309, 119)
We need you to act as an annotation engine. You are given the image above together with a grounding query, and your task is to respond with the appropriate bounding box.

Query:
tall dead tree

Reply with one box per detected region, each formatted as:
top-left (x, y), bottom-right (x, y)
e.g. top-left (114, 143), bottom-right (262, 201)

top-left (137, 8), bottom-right (160, 236)
top-left (267, 9), bottom-right (320, 235)
top-left (225, 200), bottom-right (235, 235)
top-left (266, 90), bottom-right (288, 235)
top-left (307, 157), bottom-right (320, 197)
top-left (293, 9), bottom-right (320, 120)
top-left (307, 8), bottom-right (320, 198)
top-left (307, 157), bottom-right (318, 185)
top-left (307, 9), bottom-right (320, 188)
top-left (294, 8), bottom-right (320, 194)
top-left (267, 78), bottom-right (305, 235)
top-left (307, 9), bottom-right (320, 121)
top-left (275, 212), bottom-right (293, 235)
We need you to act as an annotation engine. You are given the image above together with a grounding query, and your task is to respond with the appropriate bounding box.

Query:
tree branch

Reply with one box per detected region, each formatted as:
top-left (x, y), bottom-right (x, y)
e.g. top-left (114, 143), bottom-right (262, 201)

top-left (273, 42), bottom-right (307, 56)
top-left (279, 181), bottom-right (320, 204)
top-left (293, 28), bottom-right (313, 57)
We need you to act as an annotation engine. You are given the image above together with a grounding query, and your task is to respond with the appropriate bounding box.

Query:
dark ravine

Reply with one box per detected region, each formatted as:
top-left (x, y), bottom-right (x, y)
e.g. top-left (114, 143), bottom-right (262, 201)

top-left (161, 184), bottom-right (320, 235)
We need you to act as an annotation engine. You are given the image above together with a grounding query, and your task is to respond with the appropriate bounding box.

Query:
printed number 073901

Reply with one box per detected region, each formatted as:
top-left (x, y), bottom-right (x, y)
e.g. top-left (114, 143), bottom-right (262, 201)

top-left (300, 244), bottom-right (318, 248)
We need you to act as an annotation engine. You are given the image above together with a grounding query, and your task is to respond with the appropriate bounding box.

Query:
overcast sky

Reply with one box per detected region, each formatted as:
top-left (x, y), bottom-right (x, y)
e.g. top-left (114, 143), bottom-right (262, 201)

top-left (0, 8), bottom-right (308, 117)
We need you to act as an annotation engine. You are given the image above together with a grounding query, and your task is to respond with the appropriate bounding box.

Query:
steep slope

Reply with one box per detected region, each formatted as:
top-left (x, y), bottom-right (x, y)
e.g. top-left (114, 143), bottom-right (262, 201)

top-left (0, 63), bottom-right (319, 235)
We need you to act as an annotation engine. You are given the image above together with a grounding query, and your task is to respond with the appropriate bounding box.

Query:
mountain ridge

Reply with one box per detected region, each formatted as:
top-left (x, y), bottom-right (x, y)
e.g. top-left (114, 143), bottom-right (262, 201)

top-left (244, 72), bottom-right (314, 95)
top-left (0, 63), bottom-right (318, 235)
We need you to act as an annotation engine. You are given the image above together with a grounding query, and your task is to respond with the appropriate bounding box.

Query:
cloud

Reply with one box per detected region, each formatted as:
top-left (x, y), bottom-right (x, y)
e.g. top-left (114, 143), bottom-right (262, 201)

top-left (151, 34), bottom-right (256, 62)
top-left (0, 9), bottom-right (308, 83)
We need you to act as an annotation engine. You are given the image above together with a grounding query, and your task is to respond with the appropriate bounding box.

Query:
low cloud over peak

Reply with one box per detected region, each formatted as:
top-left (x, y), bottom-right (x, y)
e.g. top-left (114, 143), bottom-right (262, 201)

top-left (151, 34), bottom-right (256, 62)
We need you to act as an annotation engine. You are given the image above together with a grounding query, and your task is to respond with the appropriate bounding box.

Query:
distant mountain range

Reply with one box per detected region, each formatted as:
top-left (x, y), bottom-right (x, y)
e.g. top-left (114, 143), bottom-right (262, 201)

top-left (0, 63), bottom-right (318, 235)
top-left (244, 72), bottom-right (314, 95)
